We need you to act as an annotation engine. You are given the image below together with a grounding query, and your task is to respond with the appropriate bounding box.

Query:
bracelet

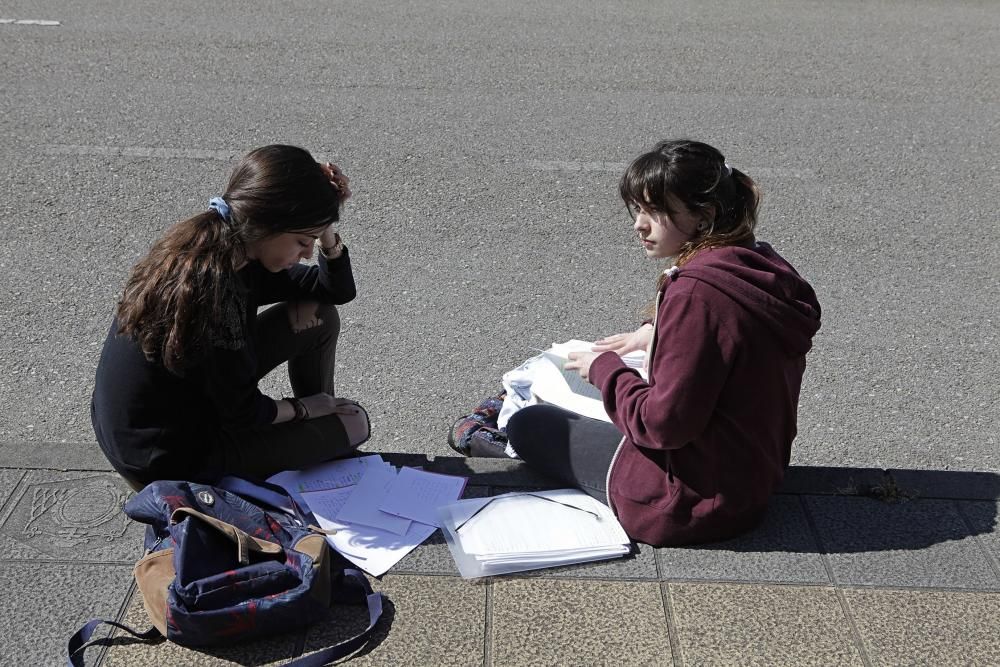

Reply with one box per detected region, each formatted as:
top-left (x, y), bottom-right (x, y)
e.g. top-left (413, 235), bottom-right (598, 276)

top-left (285, 397), bottom-right (309, 422)
top-left (320, 233), bottom-right (344, 258)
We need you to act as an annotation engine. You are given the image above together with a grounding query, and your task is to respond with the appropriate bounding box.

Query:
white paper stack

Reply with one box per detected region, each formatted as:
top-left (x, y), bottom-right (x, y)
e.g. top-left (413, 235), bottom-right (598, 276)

top-left (437, 489), bottom-right (632, 578)
top-left (269, 457), bottom-right (468, 576)
top-left (501, 340), bottom-right (647, 426)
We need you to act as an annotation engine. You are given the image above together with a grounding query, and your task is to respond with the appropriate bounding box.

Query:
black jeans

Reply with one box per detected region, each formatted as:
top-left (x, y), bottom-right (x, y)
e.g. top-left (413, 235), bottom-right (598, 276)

top-left (214, 301), bottom-right (365, 480)
top-left (506, 404), bottom-right (622, 505)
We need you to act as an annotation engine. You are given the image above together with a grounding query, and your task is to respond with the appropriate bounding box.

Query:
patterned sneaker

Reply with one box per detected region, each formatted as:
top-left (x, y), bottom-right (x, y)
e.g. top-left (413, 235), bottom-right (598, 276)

top-left (467, 426), bottom-right (513, 458)
top-left (447, 414), bottom-right (482, 456)
top-left (447, 391), bottom-right (507, 456)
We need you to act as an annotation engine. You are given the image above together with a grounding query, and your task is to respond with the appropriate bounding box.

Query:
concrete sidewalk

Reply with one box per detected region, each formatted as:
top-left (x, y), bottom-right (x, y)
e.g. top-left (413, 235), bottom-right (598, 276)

top-left (2, 442), bottom-right (998, 666)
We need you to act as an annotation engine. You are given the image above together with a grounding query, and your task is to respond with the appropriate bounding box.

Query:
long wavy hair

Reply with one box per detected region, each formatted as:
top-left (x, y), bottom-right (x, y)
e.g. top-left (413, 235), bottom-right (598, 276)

top-left (620, 139), bottom-right (761, 290)
top-left (116, 144), bottom-right (344, 374)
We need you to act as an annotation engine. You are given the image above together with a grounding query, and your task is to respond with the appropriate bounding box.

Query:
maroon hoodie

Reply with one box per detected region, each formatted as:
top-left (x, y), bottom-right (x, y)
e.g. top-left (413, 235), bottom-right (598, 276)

top-left (589, 242), bottom-right (821, 546)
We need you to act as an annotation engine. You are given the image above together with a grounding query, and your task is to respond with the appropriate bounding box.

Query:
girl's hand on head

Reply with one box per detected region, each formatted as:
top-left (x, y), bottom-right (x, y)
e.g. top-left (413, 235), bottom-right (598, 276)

top-left (564, 351), bottom-right (600, 382)
top-left (321, 162), bottom-right (352, 200)
top-left (591, 323), bottom-right (653, 356)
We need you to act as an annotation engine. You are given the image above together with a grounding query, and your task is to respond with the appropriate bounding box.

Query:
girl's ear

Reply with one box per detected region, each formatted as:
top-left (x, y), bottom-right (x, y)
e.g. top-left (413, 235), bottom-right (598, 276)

top-left (696, 207), bottom-right (716, 232)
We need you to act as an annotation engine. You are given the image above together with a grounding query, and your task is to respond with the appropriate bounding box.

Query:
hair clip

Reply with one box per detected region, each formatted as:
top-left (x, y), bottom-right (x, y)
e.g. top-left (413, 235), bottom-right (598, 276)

top-left (723, 162), bottom-right (734, 177)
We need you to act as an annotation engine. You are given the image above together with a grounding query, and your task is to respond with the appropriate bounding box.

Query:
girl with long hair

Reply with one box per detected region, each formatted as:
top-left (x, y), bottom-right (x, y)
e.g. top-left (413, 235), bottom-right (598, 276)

top-left (92, 144), bottom-right (370, 489)
top-left (492, 139), bottom-right (820, 546)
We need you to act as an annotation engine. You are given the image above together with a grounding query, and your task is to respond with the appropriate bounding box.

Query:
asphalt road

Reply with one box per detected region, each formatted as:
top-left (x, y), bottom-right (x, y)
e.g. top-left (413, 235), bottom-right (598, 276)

top-left (1, 0), bottom-right (997, 472)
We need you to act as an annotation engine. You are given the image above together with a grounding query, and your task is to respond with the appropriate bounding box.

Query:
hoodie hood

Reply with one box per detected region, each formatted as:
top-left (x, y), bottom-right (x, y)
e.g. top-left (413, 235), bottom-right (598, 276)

top-left (673, 242), bottom-right (821, 356)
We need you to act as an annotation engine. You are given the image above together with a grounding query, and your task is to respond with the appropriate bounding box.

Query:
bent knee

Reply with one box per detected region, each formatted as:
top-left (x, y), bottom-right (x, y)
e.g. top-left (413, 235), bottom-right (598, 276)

top-left (287, 301), bottom-right (340, 336)
top-left (337, 400), bottom-right (371, 448)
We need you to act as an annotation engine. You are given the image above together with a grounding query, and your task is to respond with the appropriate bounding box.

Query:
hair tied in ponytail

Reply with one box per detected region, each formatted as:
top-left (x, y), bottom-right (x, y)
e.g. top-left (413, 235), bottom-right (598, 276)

top-left (208, 196), bottom-right (231, 222)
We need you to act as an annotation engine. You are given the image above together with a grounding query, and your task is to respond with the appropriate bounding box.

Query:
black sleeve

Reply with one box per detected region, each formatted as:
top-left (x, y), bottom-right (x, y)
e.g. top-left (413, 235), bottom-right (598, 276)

top-left (202, 346), bottom-right (277, 428)
top-left (255, 246), bottom-right (357, 307)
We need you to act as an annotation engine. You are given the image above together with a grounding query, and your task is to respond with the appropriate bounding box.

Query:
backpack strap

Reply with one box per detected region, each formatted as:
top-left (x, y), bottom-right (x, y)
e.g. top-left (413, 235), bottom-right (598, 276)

top-left (67, 619), bottom-right (160, 666)
top-left (67, 576), bottom-right (384, 666)
top-left (286, 573), bottom-right (384, 666)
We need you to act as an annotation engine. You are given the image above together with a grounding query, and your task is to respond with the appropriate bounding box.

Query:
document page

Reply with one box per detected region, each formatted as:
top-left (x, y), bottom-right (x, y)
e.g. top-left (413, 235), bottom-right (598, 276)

top-left (335, 465), bottom-right (412, 535)
top-left (379, 467), bottom-right (468, 527)
top-left (268, 455), bottom-right (385, 493)
top-left (529, 357), bottom-right (610, 422)
top-left (302, 487), bottom-right (436, 577)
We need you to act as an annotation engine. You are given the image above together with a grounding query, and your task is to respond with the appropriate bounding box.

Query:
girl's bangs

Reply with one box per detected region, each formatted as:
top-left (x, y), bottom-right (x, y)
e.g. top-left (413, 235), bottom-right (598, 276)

top-left (619, 153), bottom-right (672, 211)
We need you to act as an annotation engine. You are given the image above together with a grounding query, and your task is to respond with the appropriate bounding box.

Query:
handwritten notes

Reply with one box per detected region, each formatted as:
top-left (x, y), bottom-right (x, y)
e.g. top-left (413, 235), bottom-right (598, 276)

top-left (379, 468), bottom-right (468, 527)
top-left (335, 464), bottom-right (412, 535)
top-left (269, 458), bottom-right (470, 576)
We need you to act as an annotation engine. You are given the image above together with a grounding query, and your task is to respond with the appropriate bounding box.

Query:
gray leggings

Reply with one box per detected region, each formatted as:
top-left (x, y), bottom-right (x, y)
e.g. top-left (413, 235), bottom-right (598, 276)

top-left (214, 301), bottom-right (366, 480)
top-left (506, 404), bottom-right (622, 505)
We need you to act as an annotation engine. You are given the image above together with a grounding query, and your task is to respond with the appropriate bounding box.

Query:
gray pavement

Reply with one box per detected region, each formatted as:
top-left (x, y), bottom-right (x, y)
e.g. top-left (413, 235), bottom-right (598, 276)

top-left (2, 448), bottom-right (999, 665)
top-left (1, 0), bottom-right (998, 664)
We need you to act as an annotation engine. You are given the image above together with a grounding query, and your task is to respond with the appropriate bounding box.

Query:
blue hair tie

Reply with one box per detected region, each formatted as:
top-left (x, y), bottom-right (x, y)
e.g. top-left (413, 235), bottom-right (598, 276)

top-left (208, 196), bottom-right (231, 221)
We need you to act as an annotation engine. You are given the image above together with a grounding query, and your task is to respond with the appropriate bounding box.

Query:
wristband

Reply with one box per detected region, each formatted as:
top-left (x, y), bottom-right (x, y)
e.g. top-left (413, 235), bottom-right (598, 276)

top-left (320, 233), bottom-right (344, 259)
top-left (285, 397), bottom-right (309, 422)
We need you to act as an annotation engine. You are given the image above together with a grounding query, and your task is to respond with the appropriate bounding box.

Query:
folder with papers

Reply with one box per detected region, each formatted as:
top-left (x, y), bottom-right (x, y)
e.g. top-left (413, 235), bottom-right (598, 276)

top-left (437, 489), bottom-right (632, 578)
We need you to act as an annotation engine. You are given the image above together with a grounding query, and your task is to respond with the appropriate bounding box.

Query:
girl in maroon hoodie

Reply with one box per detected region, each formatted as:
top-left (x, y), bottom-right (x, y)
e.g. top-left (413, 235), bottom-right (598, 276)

top-left (506, 139), bottom-right (822, 546)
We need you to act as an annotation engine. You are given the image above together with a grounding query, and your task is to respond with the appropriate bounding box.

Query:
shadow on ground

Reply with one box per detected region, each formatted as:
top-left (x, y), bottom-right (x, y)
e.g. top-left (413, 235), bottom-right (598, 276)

top-left (398, 455), bottom-right (1000, 555)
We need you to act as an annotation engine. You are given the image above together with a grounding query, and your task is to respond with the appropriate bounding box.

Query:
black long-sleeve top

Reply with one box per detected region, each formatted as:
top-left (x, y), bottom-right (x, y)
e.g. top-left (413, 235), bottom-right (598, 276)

top-left (91, 249), bottom-right (356, 482)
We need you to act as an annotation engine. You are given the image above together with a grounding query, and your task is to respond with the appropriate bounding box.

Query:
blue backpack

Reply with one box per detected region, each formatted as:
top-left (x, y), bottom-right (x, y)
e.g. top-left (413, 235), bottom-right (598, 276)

top-left (68, 477), bottom-right (383, 666)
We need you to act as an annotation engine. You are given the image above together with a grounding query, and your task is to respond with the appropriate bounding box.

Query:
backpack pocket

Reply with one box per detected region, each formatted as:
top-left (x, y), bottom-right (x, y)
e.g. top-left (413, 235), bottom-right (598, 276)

top-left (133, 548), bottom-right (175, 637)
top-left (173, 559), bottom-right (301, 610)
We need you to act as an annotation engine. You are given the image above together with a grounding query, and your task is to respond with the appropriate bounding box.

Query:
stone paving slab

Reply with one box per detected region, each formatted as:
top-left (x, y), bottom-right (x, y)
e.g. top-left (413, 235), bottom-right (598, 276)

top-left (960, 500), bottom-right (1000, 576)
top-left (0, 470), bottom-right (142, 562)
top-left (1, 440), bottom-right (113, 471)
top-left (888, 468), bottom-right (1000, 501)
top-left (303, 574), bottom-right (487, 666)
top-left (656, 495), bottom-right (829, 585)
top-left (844, 588), bottom-right (1000, 666)
top-left (490, 578), bottom-right (672, 666)
top-left (805, 496), bottom-right (1000, 590)
top-left (668, 583), bottom-right (864, 666)
top-left (0, 468), bottom-right (25, 510)
top-left (775, 465), bottom-right (888, 497)
top-left (0, 562), bottom-right (133, 667)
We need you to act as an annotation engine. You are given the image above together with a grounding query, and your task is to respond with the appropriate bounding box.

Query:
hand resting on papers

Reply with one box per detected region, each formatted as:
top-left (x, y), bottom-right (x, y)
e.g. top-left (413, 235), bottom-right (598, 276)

top-left (590, 323), bottom-right (653, 356)
top-left (564, 351), bottom-right (600, 382)
top-left (566, 324), bottom-right (653, 381)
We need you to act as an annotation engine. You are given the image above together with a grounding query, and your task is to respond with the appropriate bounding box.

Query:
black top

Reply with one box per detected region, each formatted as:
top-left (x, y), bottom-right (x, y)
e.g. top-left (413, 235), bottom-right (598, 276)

top-left (91, 249), bottom-right (356, 481)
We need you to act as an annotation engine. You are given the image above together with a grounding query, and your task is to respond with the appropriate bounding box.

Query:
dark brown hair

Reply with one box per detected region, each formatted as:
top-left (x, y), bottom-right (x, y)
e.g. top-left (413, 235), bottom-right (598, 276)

top-left (620, 139), bottom-right (761, 275)
top-left (116, 144), bottom-right (344, 373)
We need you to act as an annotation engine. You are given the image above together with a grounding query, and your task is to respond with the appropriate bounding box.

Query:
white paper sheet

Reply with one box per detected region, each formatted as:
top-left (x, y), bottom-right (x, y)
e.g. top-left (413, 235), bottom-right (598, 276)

top-left (378, 467), bottom-right (468, 527)
top-left (529, 357), bottom-right (611, 422)
top-left (334, 465), bottom-right (412, 535)
top-left (301, 488), bottom-right (437, 577)
top-left (267, 454), bottom-right (385, 493)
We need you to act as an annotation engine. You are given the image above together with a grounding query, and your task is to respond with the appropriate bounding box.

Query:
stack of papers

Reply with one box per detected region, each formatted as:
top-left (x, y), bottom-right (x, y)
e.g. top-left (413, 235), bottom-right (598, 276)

top-left (437, 489), bottom-right (632, 578)
top-left (268, 456), bottom-right (468, 576)
top-left (502, 340), bottom-right (646, 424)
